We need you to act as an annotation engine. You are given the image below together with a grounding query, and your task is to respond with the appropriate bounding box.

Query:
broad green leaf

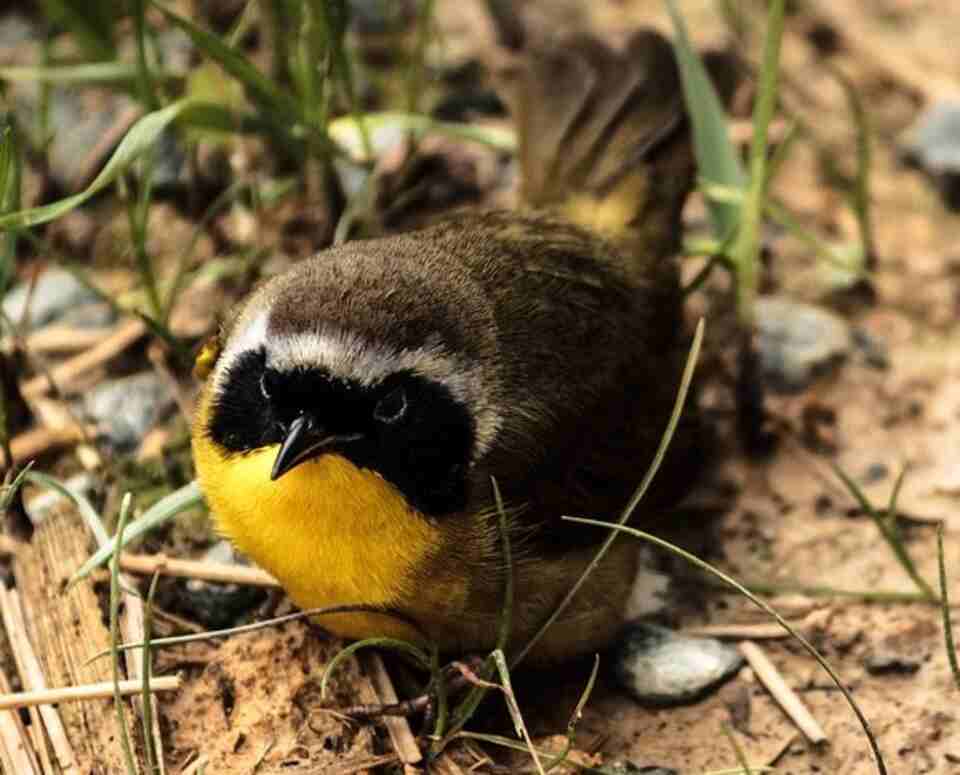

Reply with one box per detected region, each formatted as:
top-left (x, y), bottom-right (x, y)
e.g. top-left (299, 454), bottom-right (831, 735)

top-left (665, 0), bottom-right (745, 239)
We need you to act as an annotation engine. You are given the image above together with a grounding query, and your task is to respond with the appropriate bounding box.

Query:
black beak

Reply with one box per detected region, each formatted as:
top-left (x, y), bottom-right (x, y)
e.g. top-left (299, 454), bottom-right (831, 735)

top-left (271, 414), bottom-right (355, 481)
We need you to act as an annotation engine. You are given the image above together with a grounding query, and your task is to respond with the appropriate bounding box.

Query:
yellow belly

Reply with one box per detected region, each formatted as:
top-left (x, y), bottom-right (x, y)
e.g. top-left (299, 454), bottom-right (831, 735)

top-left (192, 397), bottom-right (451, 642)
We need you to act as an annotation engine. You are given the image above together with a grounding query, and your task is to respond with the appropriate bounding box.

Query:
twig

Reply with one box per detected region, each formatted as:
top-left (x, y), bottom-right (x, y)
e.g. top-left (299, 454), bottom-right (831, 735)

top-left (7, 422), bottom-right (97, 465)
top-left (685, 615), bottom-right (817, 640)
top-left (20, 317), bottom-right (147, 399)
top-left (0, 676), bottom-right (181, 710)
top-left (16, 325), bottom-right (107, 354)
top-left (360, 651), bottom-right (423, 769)
top-left (117, 553), bottom-right (280, 587)
top-left (0, 585), bottom-right (78, 773)
top-left (738, 641), bottom-right (827, 745)
top-left (0, 660), bottom-right (42, 775)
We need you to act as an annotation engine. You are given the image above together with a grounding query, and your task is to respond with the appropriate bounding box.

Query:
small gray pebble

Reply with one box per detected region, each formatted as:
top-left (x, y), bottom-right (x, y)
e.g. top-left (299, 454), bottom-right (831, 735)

top-left (851, 327), bottom-right (891, 370)
top-left (864, 649), bottom-right (921, 675)
top-left (81, 372), bottom-right (175, 452)
top-left (862, 462), bottom-right (889, 484)
top-left (57, 302), bottom-right (118, 329)
top-left (3, 269), bottom-right (100, 331)
top-left (614, 623), bottom-right (744, 706)
top-left (903, 101), bottom-right (960, 174)
top-left (755, 296), bottom-right (852, 394)
top-left (902, 101), bottom-right (960, 208)
top-left (177, 540), bottom-right (266, 628)
top-left (0, 13), bottom-right (35, 50)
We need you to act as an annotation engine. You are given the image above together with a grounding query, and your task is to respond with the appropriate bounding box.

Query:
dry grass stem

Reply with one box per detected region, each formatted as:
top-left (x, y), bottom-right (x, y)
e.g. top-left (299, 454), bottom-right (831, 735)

top-left (0, 585), bottom-right (77, 773)
top-left (739, 641), bottom-right (827, 745)
top-left (17, 325), bottom-right (109, 354)
top-left (685, 616), bottom-right (817, 640)
top-left (359, 651), bottom-right (423, 769)
top-left (118, 553), bottom-right (280, 587)
top-left (20, 318), bottom-right (147, 399)
top-left (0, 658), bottom-right (42, 774)
top-left (0, 676), bottom-right (181, 710)
top-left (7, 423), bottom-right (96, 465)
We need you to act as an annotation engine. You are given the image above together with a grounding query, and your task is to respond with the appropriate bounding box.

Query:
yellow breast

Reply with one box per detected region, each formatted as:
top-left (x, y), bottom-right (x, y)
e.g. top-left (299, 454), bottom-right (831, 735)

top-left (191, 391), bottom-right (447, 642)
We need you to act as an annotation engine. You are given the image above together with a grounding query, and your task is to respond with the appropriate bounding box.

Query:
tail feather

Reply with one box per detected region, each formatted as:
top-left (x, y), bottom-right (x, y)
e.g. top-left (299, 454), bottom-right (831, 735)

top-left (503, 30), bottom-right (735, 259)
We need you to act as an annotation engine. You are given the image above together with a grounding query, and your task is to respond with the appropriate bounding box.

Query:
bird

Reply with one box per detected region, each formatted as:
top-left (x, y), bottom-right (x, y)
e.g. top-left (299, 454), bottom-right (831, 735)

top-left (191, 29), bottom-right (724, 664)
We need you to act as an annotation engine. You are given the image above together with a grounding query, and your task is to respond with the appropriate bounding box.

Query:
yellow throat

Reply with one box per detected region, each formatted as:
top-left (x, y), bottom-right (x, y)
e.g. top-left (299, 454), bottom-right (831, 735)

top-left (192, 390), bottom-right (444, 642)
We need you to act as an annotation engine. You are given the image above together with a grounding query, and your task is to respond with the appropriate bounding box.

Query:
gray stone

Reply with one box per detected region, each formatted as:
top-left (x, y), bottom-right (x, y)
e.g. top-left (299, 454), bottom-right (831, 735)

top-left (755, 296), bottom-right (853, 394)
top-left (0, 13), bottom-right (35, 51)
top-left (614, 623), bottom-right (743, 706)
top-left (58, 301), bottom-right (117, 329)
top-left (864, 648), bottom-right (921, 675)
top-left (81, 372), bottom-right (175, 452)
top-left (904, 101), bottom-right (960, 173)
top-left (3, 269), bottom-right (100, 330)
top-left (177, 540), bottom-right (267, 628)
top-left (902, 101), bottom-right (960, 209)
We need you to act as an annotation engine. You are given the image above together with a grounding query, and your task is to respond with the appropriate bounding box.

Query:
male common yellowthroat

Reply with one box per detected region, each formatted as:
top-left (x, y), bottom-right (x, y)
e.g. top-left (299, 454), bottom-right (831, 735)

top-left (192, 30), bottom-right (718, 663)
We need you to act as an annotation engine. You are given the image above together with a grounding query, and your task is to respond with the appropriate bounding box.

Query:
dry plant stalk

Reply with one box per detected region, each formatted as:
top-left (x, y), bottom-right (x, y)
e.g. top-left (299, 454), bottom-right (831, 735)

top-left (0, 676), bottom-right (180, 711)
top-left (0, 584), bottom-right (77, 773)
top-left (12, 506), bottom-right (152, 772)
top-left (117, 553), bottom-right (280, 587)
top-left (360, 651), bottom-right (424, 770)
top-left (20, 317), bottom-right (147, 399)
top-left (0, 658), bottom-right (42, 774)
top-left (739, 641), bottom-right (828, 745)
top-left (7, 423), bottom-right (96, 466)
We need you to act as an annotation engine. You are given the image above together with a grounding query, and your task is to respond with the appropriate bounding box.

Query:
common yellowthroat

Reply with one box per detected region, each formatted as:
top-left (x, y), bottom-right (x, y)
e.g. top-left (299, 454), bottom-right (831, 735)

top-left (192, 30), bottom-right (719, 663)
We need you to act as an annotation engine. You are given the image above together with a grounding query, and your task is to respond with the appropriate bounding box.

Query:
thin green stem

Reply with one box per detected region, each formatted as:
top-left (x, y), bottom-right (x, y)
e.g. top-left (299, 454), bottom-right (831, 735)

top-left (110, 493), bottom-right (139, 775)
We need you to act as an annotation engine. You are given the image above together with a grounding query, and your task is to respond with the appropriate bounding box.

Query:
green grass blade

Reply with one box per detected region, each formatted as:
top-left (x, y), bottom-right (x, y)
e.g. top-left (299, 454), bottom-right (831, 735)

top-left (0, 99), bottom-right (224, 230)
top-left (110, 493), bottom-right (139, 775)
top-left (731, 0), bottom-right (785, 326)
top-left (25, 470), bottom-right (108, 546)
top-left (131, 0), bottom-right (159, 110)
top-left (69, 480), bottom-right (203, 584)
top-left (39, 0), bottom-right (116, 61)
top-left (830, 66), bottom-right (876, 270)
top-left (150, 1), bottom-right (301, 124)
top-left (0, 123), bottom-right (20, 296)
top-left (830, 461), bottom-right (936, 601)
top-left (665, 0), bottom-right (745, 239)
top-left (937, 524), bottom-right (960, 691)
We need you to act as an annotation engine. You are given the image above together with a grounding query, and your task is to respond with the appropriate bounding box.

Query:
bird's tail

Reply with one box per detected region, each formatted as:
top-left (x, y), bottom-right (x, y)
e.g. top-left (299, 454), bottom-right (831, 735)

top-left (502, 29), bottom-right (736, 261)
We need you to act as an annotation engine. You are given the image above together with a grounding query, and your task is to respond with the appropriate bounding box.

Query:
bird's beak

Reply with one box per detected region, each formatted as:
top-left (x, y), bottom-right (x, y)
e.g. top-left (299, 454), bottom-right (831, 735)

top-left (270, 414), bottom-right (343, 481)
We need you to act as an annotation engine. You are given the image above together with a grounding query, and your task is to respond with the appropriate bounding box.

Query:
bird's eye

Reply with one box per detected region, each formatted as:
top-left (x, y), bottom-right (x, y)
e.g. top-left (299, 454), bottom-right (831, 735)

top-left (374, 387), bottom-right (407, 424)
